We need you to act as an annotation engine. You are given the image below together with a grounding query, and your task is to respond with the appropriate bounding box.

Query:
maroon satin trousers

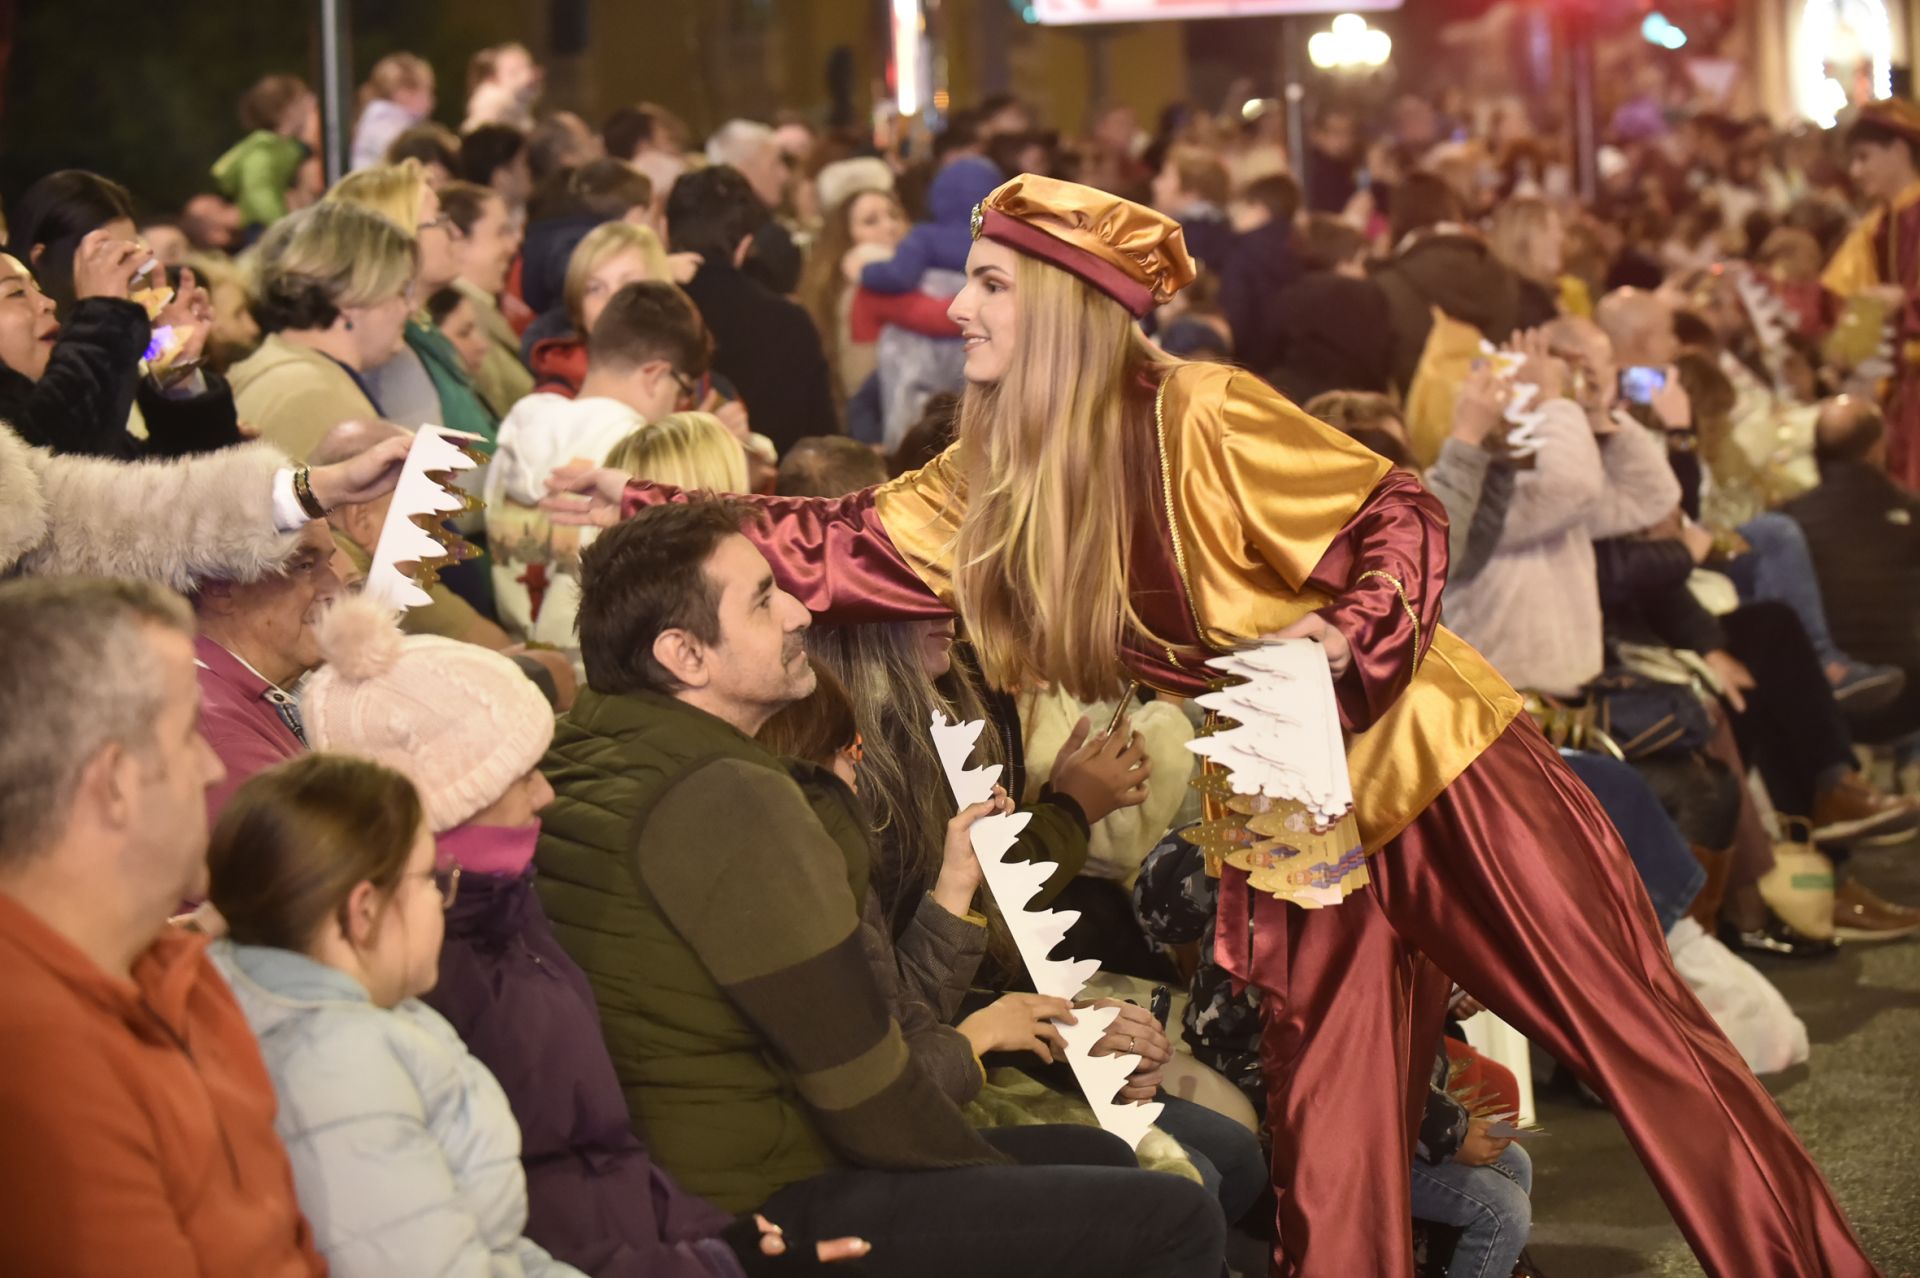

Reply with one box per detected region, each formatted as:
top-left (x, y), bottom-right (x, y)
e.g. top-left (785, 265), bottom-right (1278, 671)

top-left (1235, 718), bottom-right (1879, 1277)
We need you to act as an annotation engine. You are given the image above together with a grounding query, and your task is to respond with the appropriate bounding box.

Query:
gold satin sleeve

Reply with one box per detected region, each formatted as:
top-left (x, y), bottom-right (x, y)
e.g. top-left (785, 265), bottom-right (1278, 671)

top-left (871, 442), bottom-right (969, 610)
top-left (1162, 362), bottom-right (1392, 645)
top-left (1823, 213), bottom-right (1884, 300)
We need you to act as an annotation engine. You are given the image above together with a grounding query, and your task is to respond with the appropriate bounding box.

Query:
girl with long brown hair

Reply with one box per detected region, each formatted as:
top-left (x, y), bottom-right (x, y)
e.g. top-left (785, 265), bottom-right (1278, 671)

top-left (551, 175), bottom-right (1876, 1278)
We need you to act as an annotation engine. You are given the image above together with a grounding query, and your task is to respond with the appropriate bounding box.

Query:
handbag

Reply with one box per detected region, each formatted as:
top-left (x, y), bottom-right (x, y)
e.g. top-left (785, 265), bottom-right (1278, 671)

top-left (1584, 668), bottom-right (1717, 760)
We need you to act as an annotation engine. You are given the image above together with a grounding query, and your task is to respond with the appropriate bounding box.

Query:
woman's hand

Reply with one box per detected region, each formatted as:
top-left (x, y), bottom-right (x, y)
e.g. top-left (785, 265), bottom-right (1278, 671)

top-left (750, 1215), bottom-right (871, 1264)
top-left (152, 266), bottom-right (214, 364)
top-left (1265, 613), bottom-right (1353, 678)
top-left (1083, 998), bottom-right (1172, 1103)
top-left (931, 785), bottom-right (1011, 917)
top-left (667, 252), bottom-right (703, 285)
top-left (957, 993), bottom-right (1077, 1063)
top-left (842, 242), bottom-right (893, 284)
top-left (71, 229), bottom-right (148, 301)
top-left (1048, 713), bottom-right (1152, 825)
top-left (1453, 1117), bottom-right (1513, 1168)
top-left (1649, 369), bottom-right (1693, 431)
top-left (1703, 649), bottom-right (1756, 714)
top-left (306, 433), bottom-right (413, 511)
top-left (541, 461), bottom-right (635, 528)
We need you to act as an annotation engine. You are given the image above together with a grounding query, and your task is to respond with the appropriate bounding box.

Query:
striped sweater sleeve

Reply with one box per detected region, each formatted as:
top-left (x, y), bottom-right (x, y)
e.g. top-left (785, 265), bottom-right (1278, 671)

top-left (637, 758), bottom-right (1005, 1173)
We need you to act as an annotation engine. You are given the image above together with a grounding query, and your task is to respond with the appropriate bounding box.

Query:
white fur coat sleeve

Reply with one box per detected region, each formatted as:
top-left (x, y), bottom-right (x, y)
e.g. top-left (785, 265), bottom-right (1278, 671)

top-left (0, 428), bottom-right (299, 590)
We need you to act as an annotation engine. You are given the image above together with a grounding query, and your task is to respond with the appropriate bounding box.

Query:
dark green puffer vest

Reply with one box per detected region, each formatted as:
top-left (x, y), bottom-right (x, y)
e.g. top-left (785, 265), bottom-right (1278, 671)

top-left (534, 687), bottom-right (872, 1212)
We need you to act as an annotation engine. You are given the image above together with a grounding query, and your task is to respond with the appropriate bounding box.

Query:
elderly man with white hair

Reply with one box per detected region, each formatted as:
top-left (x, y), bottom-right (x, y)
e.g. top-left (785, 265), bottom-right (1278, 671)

top-left (705, 118), bottom-right (803, 294)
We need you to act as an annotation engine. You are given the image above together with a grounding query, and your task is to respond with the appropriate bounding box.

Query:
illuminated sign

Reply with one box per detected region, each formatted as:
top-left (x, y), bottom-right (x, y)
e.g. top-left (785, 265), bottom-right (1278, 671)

top-left (1031, 0), bottom-right (1401, 24)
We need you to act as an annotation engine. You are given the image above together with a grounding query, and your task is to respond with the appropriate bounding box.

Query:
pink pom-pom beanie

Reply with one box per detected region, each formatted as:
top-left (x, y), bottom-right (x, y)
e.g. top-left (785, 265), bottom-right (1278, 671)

top-left (302, 595), bottom-right (556, 832)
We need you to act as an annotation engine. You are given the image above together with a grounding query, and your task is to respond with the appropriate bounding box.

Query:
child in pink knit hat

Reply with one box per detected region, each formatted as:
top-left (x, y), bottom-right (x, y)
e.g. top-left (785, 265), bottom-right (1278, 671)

top-left (303, 596), bottom-right (857, 1277)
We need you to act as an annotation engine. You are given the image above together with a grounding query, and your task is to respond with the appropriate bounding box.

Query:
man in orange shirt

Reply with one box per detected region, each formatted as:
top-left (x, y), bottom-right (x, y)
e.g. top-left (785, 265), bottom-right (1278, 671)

top-left (0, 577), bottom-right (324, 1277)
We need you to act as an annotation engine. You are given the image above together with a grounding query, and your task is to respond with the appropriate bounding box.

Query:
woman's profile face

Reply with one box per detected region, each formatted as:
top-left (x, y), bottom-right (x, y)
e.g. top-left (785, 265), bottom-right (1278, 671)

top-left (948, 238), bottom-right (1019, 385)
top-left (847, 191), bottom-right (906, 251)
top-left (414, 186), bottom-right (459, 290)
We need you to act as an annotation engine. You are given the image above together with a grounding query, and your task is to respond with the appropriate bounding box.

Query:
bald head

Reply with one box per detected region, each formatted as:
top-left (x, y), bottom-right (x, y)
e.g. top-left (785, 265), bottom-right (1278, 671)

top-left (1595, 289), bottom-right (1677, 369)
top-left (1814, 395), bottom-right (1887, 471)
top-left (309, 419), bottom-right (411, 468)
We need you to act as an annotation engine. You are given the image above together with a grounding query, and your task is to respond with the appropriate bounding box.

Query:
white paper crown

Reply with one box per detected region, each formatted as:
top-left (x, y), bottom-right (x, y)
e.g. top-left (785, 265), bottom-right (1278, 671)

top-left (930, 712), bottom-right (1162, 1150)
top-left (360, 425), bottom-right (485, 614)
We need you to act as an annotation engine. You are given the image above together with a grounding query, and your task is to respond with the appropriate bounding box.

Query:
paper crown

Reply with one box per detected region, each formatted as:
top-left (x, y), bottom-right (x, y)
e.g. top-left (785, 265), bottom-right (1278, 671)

top-left (971, 174), bottom-right (1198, 318)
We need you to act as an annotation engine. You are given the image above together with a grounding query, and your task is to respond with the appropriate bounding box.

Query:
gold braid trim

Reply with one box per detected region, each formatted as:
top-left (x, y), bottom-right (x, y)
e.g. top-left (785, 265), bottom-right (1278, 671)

top-left (1356, 569), bottom-right (1421, 678)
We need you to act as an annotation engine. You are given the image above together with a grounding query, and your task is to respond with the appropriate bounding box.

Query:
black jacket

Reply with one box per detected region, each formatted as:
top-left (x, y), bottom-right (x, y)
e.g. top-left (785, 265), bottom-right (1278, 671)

top-left (0, 297), bottom-right (241, 459)
top-left (680, 260), bottom-right (837, 454)
top-left (1785, 461), bottom-right (1920, 668)
top-left (1594, 535), bottom-right (1725, 657)
top-left (1217, 220), bottom-right (1304, 379)
top-left (1266, 271), bottom-right (1394, 405)
top-left (1371, 231), bottom-right (1525, 394)
top-left (742, 221), bottom-right (802, 297)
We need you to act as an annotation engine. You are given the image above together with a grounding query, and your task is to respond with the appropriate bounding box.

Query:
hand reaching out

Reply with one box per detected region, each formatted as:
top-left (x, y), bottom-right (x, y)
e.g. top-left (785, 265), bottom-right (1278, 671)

top-left (541, 461), bottom-right (635, 528)
top-left (1265, 612), bottom-right (1353, 677)
top-left (306, 433), bottom-right (413, 510)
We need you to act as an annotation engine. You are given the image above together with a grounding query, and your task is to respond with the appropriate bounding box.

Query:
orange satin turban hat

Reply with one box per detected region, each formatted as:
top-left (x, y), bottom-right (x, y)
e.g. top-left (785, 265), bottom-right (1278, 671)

top-left (971, 174), bottom-right (1199, 318)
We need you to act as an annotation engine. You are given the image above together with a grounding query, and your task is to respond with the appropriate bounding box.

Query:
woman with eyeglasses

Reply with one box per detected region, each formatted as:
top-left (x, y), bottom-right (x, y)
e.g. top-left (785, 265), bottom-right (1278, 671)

top-left (326, 159), bottom-right (501, 451)
top-left (207, 750), bottom-right (587, 1276)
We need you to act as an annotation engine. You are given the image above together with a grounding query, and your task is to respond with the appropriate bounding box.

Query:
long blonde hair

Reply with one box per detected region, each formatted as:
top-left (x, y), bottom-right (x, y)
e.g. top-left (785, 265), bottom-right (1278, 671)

top-left (953, 253), bottom-right (1176, 701)
top-left (604, 411), bottom-right (748, 493)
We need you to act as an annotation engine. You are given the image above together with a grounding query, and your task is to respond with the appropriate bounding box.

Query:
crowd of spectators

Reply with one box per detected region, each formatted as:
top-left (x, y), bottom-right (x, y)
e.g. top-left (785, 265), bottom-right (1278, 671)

top-left (1, 34), bottom-right (1917, 1278)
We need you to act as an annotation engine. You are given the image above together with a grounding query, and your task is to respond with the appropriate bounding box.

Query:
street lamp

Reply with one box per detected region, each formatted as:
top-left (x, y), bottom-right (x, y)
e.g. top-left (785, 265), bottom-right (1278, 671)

top-left (1308, 12), bottom-right (1392, 71)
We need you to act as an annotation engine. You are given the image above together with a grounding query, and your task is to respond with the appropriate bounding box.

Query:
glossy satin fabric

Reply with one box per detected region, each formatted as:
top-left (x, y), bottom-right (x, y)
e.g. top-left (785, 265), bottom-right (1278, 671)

top-left (1253, 719), bottom-right (1877, 1278)
top-left (877, 362), bottom-right (1524, 852)
top-left (619, 366), bottom-right (1874, 1276)
top-left (621, 480), bottom-right (953, 625)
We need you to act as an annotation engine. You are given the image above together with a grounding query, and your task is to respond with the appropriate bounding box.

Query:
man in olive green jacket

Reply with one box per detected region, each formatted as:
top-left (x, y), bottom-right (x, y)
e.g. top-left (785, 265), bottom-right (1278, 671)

top-left (538, 501), bottom-right (1005, 1214)
top-left (537, 500), bottom-right (1225, 1278)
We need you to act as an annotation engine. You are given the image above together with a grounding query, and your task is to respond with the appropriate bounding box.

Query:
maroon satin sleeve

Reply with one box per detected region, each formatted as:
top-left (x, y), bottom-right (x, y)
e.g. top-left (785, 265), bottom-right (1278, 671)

top-left (620, 480), bottom-right (952, 623)
top-left (1304, 468), bottom-right (1450, 732)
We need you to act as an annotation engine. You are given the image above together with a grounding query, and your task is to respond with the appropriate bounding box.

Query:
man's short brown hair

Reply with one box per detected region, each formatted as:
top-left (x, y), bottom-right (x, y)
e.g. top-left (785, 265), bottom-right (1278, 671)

top-left (587, 280), bottom-right (712, 378)
top-left (576, 501), bottom-right (754, 695)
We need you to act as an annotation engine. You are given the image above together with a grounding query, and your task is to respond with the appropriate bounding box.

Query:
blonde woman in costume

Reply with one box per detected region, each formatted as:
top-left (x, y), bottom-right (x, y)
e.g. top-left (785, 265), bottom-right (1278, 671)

top-left (551, 176), bottom-right (1878, 1278)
